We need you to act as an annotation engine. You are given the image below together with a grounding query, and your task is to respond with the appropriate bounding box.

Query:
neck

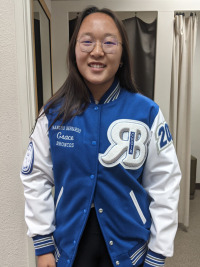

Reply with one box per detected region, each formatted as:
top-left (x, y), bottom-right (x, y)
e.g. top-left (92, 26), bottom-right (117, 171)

top-left (85, 79), bottom-right (114, 102)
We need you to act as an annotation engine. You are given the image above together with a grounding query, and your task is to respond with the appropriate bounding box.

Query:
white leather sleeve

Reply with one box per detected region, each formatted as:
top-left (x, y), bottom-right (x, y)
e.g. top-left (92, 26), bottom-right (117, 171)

top-left (142, 109), bottom-right (181, 257)
top-left (20, 113), bottom-right (55, 237)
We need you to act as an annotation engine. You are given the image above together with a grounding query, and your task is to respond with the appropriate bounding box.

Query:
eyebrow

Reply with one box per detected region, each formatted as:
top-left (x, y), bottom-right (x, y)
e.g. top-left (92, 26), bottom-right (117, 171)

top-left (79, 33), bottom-right (118, 38)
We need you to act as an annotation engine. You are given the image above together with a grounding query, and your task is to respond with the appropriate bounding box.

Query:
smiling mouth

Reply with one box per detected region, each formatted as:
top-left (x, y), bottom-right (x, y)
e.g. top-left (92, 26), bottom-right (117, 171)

top-left (88, 63), bottom-right (106, 69)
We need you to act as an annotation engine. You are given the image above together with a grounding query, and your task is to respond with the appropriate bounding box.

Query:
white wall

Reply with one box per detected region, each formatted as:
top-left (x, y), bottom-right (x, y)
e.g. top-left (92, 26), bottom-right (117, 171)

top-left (0, 0), bottom-right (29, 266)
top-left (51, 0), bottom-right (200, 12)
top-left (191, 12), bottom-right (200, 183)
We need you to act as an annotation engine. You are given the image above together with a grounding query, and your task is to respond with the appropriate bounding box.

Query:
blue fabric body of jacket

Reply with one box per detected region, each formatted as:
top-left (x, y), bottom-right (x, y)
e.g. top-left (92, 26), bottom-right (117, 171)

top-left (45, 83), bottom-right (159, 266)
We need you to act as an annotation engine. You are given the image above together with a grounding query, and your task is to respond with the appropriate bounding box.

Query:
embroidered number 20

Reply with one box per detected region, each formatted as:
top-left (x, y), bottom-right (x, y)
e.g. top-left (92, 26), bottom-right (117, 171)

top-left (156, 122), bottom-right (172, 152)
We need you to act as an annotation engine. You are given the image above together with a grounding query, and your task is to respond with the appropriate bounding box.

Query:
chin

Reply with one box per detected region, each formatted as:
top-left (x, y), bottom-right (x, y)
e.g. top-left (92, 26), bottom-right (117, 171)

top-left (85, 78), bottom-right (106, 86)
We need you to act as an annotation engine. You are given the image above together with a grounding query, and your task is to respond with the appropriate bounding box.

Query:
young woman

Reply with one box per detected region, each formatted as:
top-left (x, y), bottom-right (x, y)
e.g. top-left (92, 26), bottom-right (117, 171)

top-left (21, 6), bottom-right (181, 267)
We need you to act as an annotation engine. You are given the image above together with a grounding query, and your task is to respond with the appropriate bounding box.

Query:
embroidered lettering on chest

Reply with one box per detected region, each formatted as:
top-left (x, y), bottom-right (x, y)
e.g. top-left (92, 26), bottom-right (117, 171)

top-left (99, 120), bottom-right (150, 170)
top-left (52, 125), bottom-right (81, 148)
top-left (57, 132), bottom-right (74, 141)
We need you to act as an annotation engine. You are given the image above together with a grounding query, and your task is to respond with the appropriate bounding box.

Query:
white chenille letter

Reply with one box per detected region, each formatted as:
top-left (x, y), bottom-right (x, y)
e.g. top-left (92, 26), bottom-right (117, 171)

top-left (99, 120), bottom-right (149, 170)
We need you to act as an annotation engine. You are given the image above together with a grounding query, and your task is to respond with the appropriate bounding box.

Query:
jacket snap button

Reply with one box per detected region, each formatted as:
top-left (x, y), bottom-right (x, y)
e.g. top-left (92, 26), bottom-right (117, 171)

top-left (98, 208), bottom-right (103, 213)
top-left (109, 240), bottom-right (113, 246)
top-left (116, 261), bottom-right (120, 265)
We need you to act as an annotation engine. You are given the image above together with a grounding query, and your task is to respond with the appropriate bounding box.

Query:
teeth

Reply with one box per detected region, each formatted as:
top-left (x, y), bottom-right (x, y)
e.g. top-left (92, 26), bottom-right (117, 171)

top-left (89, 64), bottom-right (105, 68)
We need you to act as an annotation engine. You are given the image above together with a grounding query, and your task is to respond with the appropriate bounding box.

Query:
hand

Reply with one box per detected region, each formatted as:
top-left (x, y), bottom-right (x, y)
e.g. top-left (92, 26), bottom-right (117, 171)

top-left (37, 253), bottom-right (56, 267)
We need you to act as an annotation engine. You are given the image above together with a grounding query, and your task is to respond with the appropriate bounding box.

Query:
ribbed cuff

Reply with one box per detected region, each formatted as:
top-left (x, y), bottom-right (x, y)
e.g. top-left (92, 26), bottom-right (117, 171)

top-left (143, 250), bottom-right (165, 267)
top-left (32, 234), bottom-right (55, 256)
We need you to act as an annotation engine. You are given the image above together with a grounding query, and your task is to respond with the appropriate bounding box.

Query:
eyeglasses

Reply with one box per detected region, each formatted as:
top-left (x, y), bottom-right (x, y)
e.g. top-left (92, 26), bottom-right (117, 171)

top-left (77, 36), bottom-right (122, 54)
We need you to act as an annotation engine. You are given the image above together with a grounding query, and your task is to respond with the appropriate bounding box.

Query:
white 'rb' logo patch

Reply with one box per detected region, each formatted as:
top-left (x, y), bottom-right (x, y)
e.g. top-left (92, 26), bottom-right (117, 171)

top-left (99, 120), bottom-right (150, 170)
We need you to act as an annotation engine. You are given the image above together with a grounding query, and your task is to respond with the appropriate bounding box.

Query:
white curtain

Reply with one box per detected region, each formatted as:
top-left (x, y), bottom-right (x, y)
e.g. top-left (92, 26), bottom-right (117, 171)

top-left (170, 14), bottom-right (198, 229)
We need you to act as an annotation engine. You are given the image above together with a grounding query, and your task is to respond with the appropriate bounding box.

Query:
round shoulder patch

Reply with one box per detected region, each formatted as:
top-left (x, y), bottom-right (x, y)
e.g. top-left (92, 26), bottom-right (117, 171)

top-left (21, 142), bottom-right (34, 175)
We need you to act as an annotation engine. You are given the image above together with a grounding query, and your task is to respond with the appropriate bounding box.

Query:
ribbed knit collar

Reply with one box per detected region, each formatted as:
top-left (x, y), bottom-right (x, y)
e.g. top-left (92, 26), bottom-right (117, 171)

top-left (89, 78), bottom-right (121, 104)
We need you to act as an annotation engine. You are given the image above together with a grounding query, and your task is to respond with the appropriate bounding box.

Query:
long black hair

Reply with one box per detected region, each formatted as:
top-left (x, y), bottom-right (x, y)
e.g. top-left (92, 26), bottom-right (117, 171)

top-left (43, 6), bottom-right (138, 125)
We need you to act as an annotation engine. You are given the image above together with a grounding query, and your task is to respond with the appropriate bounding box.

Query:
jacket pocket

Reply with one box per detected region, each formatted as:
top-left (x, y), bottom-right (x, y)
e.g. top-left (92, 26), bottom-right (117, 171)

top-left (129, 190), bottom-right (146, 224)
top-left (55, 186), bottom-right (64, 211)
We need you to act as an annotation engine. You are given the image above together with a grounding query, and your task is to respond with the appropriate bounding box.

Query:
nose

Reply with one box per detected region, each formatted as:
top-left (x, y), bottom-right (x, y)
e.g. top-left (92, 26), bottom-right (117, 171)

top-left (90, 41), bottom-right (104, 56)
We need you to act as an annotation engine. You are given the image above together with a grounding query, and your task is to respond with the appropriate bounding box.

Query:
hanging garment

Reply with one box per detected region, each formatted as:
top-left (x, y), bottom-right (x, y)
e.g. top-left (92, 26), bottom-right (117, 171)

top-left (123, 17), bottom-right (157, 100)
top-left (170, 13), bottom-right (198, 228)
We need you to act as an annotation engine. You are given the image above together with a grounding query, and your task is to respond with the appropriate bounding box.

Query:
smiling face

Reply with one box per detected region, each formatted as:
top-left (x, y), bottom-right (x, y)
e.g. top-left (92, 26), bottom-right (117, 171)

top-left (75, 12), bottom-right (123, 100)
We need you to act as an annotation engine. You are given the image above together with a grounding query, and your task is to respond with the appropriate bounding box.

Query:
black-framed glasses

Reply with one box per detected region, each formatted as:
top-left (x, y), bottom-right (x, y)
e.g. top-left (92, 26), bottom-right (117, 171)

top-left (77, 35), bottom-right (122, 54)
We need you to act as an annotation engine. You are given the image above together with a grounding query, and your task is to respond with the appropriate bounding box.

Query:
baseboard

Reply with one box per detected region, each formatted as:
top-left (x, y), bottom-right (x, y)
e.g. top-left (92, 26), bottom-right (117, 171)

top-left (178, 223), bottom-right (188, 232)
top-left (196, 183), bottom-right (200, 190)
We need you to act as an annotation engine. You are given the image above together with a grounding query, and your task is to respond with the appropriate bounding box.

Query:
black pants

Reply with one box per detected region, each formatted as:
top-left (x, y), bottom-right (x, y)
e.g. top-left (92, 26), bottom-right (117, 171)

top-left (73, 208), bottom-right (113, 267)
top-left (73, 208), bottom-right (143, 267)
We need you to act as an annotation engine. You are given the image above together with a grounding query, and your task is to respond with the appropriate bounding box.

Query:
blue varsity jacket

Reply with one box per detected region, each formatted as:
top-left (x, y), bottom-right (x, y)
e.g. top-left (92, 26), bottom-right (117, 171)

top-left (21, 79), bottom-right (181, 267)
